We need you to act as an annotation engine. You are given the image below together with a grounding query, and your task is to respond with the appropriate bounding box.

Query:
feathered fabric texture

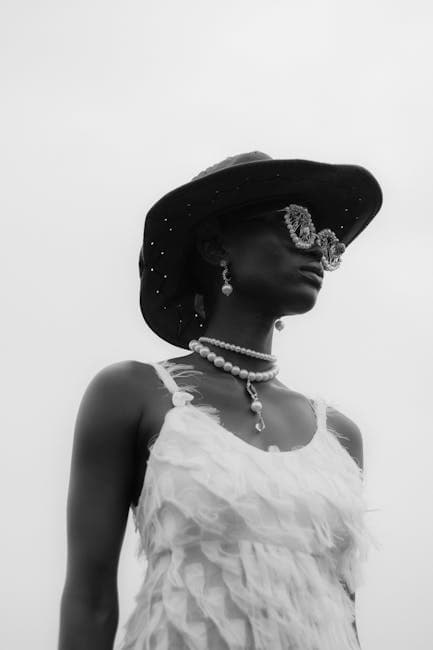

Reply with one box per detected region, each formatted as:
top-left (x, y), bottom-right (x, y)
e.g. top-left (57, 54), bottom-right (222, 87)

top-left (116, 361), bottom-right (380, 650)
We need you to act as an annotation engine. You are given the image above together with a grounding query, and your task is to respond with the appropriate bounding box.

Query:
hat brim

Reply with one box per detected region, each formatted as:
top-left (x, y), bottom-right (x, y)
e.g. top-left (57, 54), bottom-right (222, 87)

top-left (139, 158), bottom-right (383, 349)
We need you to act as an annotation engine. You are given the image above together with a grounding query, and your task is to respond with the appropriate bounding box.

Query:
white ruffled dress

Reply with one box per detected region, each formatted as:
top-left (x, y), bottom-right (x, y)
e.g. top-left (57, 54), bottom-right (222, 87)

top-left (117, 360), bottom-right (379, 650)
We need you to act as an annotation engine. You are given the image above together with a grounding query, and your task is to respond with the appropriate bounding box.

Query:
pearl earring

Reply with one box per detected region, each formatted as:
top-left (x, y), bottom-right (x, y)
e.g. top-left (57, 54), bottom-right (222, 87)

top-left (275, 319), bottom-right (285, 331)
top-left (220, 260), bottom-right (233, 296)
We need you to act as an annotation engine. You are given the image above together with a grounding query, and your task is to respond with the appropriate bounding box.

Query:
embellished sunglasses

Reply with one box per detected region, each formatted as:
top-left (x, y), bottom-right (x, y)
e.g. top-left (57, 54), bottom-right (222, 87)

top-left (238, 204), bottom-right (346, 271)
top-left (282, 204), bottom-right (346, 271)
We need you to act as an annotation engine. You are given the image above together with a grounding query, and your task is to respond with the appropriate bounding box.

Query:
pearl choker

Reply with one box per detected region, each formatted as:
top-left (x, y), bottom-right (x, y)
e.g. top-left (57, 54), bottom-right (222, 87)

top-left (188, 337), bottom-right (280, 432)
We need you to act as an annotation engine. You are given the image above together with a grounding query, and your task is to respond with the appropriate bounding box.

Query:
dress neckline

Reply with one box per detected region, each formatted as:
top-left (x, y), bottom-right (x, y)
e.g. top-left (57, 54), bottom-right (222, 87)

top-left (136, 405), bottom-right (321, 511)
top-left (163, 396), bottom-right (322, 457)
top-left (149, 360), bottom-right (324, 457)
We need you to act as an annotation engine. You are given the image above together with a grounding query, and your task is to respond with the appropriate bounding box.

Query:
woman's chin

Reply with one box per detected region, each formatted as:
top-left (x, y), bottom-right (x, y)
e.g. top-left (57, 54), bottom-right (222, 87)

top-left (281, 288), bottom-right (320, 314)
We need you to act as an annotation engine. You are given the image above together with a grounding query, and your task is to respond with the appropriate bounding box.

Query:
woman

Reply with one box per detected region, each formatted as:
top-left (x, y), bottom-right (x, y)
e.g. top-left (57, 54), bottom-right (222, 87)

top-left (58, 151), bottom-right (382, 650)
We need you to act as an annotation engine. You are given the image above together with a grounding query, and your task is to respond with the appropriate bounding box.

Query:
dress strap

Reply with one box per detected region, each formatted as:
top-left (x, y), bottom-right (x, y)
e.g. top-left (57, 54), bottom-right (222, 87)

top-left (150, 360), bottom-right (203, 407)
top-left (310, 396), bottom-right (327, 432)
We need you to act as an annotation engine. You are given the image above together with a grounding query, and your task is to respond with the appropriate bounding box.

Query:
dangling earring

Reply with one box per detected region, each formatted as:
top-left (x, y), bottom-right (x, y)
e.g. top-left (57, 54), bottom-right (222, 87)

top-left (220, 260), bottom-right (233, 296)
top-left (275, 318), bottom-right (285, 331)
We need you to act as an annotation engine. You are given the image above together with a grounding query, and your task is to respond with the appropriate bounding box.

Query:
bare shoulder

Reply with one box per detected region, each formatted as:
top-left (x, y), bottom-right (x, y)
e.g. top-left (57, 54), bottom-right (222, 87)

top-left (79, 360), bottom-right (158, 434)
top-left (326, 405), bottom-right (364, 471)
top-left (86, 359), bottom-right (155, 404)
top-left (96, 358), bottom-right (155, 383)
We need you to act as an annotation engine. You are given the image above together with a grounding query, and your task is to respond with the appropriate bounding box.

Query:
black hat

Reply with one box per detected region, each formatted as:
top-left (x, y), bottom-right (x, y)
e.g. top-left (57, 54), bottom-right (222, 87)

top-left (139, 151), bottom-right (383, 350)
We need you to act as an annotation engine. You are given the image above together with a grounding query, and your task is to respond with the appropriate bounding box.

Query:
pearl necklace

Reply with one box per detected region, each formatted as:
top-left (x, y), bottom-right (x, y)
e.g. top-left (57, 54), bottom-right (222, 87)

top-left (188, 337), bottom-right (280, 432)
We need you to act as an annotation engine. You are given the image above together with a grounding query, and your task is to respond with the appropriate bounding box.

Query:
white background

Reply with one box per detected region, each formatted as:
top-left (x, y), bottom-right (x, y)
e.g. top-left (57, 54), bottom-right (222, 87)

top-left (2, 1), bottom-right (432, 648)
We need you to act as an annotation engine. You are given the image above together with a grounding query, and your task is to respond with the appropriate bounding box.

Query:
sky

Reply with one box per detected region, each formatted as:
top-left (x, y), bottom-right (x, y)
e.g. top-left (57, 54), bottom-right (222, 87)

top-left (1, 1), bottom-right (432, 648)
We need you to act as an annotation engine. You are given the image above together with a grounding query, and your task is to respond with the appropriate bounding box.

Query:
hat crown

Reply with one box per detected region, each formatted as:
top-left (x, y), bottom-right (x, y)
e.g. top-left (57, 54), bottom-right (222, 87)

top-left (192, 151), bottom-right (273, 181)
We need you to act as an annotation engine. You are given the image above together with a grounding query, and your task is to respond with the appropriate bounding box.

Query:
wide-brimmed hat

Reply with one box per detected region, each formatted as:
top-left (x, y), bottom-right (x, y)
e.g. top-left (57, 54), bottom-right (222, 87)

top-left (138, 151), bottom-right (383, 350)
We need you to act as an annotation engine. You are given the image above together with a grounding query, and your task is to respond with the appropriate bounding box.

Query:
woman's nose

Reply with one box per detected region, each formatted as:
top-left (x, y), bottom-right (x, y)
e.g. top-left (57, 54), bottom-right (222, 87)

top-left (304, 244), bottom-right (324, 263)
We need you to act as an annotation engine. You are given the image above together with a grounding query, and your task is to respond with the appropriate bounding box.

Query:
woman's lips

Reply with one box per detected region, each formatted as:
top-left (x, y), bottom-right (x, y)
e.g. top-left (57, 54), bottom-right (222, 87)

top-left (299, 263), bottom-right (324, 278)
top-left (299, 269), bottom-right (323, 287)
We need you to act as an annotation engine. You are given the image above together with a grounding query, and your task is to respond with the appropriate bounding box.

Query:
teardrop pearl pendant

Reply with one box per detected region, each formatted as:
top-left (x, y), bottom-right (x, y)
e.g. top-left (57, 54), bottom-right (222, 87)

top-left (246, 380), bottom-right (266, 431)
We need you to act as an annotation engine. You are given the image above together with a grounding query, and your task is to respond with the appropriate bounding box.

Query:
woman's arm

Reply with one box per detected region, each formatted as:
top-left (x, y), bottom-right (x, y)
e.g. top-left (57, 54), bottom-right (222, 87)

top-left (58, 361), bottom-right (144, 650)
